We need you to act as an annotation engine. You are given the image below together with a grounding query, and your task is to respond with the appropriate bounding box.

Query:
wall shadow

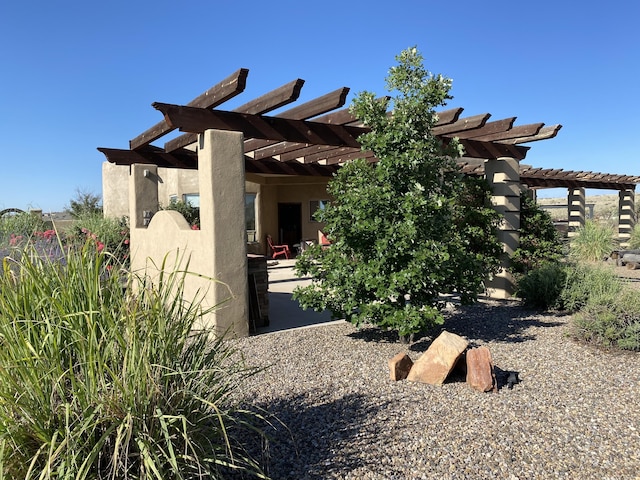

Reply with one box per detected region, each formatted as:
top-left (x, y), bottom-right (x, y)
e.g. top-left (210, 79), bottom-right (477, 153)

top-left (230, 392), bottom-right (385, 479)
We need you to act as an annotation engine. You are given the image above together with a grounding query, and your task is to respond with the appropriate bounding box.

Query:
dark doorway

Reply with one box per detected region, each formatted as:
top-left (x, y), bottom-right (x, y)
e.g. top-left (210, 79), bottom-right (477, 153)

top-left (278, 203), bottom-right (302, 252)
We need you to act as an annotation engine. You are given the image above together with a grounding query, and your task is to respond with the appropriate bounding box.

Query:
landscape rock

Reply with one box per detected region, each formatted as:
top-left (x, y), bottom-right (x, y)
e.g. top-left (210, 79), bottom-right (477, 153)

top-left (388, 352), bottom-right (414, 381)
top-left (466, 346), bottom-right (496, 392)
top-left (406, 331), bottom-right (468, 385)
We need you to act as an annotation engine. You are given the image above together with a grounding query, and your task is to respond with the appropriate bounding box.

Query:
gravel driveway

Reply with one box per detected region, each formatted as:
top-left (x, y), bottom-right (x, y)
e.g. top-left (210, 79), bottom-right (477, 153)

top-left (233, 299), bottom-right (640, 479)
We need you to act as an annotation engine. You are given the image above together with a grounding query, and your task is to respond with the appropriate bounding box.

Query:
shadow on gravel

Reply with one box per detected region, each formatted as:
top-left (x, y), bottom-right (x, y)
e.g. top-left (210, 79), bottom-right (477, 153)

top-left (347, 300), bottom-right (566, 352)
top-left (232, 392), bottom-right (384, 480)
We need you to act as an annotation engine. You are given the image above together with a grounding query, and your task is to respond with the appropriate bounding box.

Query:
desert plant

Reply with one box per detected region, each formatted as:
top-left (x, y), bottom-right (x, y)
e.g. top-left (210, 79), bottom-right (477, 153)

top-left (569, 220), bottom-right (616, 261)
top-left (557, 262), bottom-right (624, 313)
top-left (0, 239), bottom-right (267, 479)
top-left (571, 288), bottom-right (640, 351)
top-left (294, 47), bottom-right (501, 338)
top-left (515, 262), bottom-right (567, 310)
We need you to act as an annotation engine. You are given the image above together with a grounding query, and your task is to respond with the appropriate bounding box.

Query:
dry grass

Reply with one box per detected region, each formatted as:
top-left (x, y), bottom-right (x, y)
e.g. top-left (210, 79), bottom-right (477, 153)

top-left (537, 193), bottom-right (621, 224)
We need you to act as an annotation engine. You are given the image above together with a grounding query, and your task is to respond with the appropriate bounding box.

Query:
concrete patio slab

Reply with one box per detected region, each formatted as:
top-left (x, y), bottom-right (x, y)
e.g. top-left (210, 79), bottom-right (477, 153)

top-left (255, 259), bottom-right (344, 334)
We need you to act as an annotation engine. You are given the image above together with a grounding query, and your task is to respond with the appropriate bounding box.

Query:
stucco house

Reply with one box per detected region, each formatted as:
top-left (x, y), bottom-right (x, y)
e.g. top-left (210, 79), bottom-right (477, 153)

top-left (100, 69), bottom-right (637, 337)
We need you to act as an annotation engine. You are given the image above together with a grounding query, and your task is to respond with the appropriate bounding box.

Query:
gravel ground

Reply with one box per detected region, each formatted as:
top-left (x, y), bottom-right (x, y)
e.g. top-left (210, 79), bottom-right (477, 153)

top-left (232, 299), bottom-right (640, 480)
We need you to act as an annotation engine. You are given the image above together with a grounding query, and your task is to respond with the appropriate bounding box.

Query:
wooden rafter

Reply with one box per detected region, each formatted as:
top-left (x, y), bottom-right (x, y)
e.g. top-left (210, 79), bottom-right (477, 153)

top-left (153, 103), bottom-right (369, 148)
top-left (470, 123), bottom-right (544, 142)
top-left (432, 113), bottom-right (491, 136)
top-left (129, 68), bottom-right (249, 150)
top-left (165, 78), bottom-right (306, 152)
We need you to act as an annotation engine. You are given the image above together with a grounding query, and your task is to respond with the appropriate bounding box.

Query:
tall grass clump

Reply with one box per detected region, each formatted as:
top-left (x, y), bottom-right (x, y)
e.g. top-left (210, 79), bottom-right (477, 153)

top-left (0, 239), bottom-right (267, 479)
top-left (628, 224), bottom-right (640, 249)
top-left (569, 220), bottom-right (616, 262)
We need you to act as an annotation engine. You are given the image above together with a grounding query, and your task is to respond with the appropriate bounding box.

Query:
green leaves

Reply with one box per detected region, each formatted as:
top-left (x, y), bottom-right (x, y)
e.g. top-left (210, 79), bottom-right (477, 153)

top-left (294, 47), bottom-right (502, 338)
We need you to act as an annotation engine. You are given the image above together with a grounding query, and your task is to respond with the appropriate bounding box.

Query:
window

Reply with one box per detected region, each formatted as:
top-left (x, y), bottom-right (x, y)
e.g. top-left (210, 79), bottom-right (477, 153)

top-left (246, 194), bottom-right (257, 242)
top-left (310, 199), bottom-right (329, 221)
top-left (183, 194), bottom-right (200, 208)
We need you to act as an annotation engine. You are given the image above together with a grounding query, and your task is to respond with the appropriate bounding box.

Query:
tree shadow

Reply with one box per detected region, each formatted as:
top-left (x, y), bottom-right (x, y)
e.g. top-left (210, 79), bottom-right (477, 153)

top-left (347, 300), bottom-right (567, 352)
top-left (229, 391), bottom-right (386, 479)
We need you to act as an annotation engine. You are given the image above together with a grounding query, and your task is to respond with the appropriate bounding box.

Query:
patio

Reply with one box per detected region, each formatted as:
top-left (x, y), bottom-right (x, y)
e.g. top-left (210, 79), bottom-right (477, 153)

top-left (260, 258), bottom-right (340, 333)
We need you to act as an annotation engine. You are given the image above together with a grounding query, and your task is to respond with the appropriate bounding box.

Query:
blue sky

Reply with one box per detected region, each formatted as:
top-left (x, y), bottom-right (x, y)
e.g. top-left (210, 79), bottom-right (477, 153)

top-left (1, 0), bottom-right (638, 212)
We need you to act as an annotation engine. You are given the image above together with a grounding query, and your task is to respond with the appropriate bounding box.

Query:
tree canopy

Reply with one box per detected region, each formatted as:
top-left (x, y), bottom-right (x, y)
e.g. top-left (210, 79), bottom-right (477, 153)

top-left (294, 47), bottom-right (502, 338)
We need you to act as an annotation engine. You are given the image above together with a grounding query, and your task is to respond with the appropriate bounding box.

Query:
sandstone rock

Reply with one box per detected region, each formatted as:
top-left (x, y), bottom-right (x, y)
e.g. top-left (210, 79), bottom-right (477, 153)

top-left (466, 346), bottom-right (496, 392)
top-left (406, 331), bottom-right (468, 385)
top-left (388, 352), bottom-right (414, 381)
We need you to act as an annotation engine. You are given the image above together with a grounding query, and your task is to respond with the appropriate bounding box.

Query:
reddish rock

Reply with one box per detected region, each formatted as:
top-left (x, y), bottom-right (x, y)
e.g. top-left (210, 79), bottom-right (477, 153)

top-left (466, 346), bottom-right (496, 392)
top-left (388, 353), bottom-right (414, 381)
top-left (406, 331), bottom-right (468, 385)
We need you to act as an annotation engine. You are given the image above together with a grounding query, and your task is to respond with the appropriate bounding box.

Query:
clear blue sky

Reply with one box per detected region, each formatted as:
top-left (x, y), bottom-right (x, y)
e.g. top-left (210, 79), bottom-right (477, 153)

top-left (1, 1), bottom-right (638, 212)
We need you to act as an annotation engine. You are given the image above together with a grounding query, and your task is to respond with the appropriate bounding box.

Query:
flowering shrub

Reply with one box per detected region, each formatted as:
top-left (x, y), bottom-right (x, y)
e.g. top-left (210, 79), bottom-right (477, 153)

top-left (68, 213), bottom-right (130, 266)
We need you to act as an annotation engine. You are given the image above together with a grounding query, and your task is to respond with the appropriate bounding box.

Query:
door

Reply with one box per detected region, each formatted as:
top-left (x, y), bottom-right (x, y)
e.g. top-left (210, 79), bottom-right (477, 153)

top-left (278, 203), bottom-right (302, 252)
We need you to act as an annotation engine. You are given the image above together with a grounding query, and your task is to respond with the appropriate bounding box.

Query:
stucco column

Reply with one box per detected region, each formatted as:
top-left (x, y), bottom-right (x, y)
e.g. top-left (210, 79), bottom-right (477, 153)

top-left (129, 164), bottom-right (159, 229)
top-left (485, 156), bottom-right (520, 298)
top-left (198, 129), bottom-right (249, 337)
top-left (618, 188), bottom-right (636, 248)
top-left (567, 187), bottom-right (585, 238)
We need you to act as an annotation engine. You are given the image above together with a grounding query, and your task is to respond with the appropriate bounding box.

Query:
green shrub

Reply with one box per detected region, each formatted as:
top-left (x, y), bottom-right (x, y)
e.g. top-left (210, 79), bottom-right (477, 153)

top-left (511, 192), bottom-right (565, 275)
top-left (68, 212), bottom-right (130, 265)
top-left (569, 220), bottom-right (616, 261)
top-left (558, 263), bottom-right (623, 313)
top-left (0, 240), bottom-right (267, 479)
top-left (515, 262), bottom-right (567, 309)
top-left (571, 289), bottom-right (640, 351)
top-left (162, 200), bottom-right (200, 228)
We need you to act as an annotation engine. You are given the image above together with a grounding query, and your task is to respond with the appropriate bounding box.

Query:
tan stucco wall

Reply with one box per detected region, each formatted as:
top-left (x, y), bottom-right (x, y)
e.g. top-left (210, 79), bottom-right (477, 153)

top-left (128, 130), bottom-right (249, 337)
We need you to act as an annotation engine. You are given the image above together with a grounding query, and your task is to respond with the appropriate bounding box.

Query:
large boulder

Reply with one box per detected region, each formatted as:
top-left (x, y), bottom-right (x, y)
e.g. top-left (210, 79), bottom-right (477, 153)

top-left (466, 346), bottom-right (496, 392)
top-left (406, 331), bottom-right (468, 385)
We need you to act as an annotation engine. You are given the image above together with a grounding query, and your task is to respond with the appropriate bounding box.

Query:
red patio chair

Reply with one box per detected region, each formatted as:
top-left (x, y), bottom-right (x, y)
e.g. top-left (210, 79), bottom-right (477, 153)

top-left (266, 235), bottom-right (291, 259)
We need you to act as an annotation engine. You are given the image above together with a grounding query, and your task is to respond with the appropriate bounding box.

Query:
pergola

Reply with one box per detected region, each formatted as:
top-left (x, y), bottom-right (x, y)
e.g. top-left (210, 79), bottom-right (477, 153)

top-left (98, 69), bottom-right (637, 335)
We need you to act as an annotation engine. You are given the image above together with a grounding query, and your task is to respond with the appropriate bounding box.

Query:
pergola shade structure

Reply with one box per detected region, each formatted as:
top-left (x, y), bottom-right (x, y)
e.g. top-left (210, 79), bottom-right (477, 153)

top-left (99, 68), bottom-right (559, 175)
top-left (98, 69), bottom-right (637, 318)
top-left (99, 68), bottom-right (640, 193)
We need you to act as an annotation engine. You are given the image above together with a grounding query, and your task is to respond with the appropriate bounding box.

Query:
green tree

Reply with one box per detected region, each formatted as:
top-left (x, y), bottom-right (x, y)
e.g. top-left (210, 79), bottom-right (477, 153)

top-left (511, 192), bottom-right (565, 274)
top-left (294, 47), bottom-right (502, 339)
top-left (65, 188), bottom-right (102, 218)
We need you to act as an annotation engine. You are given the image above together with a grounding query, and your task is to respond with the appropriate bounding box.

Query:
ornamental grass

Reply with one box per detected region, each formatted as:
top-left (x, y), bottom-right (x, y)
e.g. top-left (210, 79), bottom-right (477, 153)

top-left (0, 237), bottom-right (267, 479)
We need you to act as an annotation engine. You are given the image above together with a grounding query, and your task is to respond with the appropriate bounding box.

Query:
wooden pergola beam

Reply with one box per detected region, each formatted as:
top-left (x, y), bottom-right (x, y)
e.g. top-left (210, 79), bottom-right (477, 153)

top-left (240, 87), bottom-right (350, 153)
top-left (501, 124), bottom-right (563, 145)
top-left (129, 68), bottom-right (249, 150)
top-left (432, 113), bottom-right (491, 136)
top-left (471, 123), bottom-right (544, 142)
top-left (153, 103), bottom-right (368, 148)
top-left (453, 117), bottom-right (517, 139)
top-left (165, 78), bottom-right (306, 152)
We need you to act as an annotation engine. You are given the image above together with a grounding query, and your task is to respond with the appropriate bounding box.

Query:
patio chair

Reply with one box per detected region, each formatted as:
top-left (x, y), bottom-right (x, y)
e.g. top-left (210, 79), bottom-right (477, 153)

top-left (318, 230), bottom-right (331, 250)
top-left (266, 235), bottom-right (291, 259)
